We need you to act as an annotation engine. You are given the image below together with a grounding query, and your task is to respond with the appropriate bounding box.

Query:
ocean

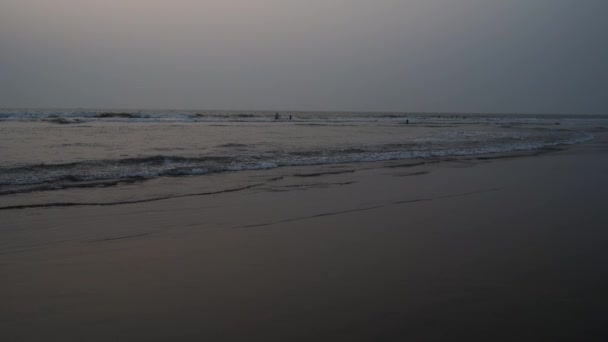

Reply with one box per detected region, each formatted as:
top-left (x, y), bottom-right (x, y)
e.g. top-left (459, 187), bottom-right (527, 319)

top-left (0, 109), bottom-right (604, 208)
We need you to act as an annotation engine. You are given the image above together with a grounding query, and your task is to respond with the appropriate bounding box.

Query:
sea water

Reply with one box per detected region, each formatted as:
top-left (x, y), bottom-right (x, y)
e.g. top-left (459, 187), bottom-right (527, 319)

top-left (0, 110), bottom-right (604, 207)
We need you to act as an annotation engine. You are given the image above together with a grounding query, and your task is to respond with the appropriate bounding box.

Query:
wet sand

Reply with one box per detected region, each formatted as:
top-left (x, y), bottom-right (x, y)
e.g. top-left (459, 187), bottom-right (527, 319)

top-left (2, 133), bottom-right (608, 341)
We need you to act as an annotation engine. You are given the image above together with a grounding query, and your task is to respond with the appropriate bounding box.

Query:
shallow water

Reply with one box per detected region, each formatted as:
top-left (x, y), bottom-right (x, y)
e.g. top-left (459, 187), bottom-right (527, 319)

top-left (0, 110), bottom-right (605, 205)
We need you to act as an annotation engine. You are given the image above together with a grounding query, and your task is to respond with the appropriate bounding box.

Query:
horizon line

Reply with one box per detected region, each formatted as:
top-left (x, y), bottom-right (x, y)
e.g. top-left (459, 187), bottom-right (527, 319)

top-left (0, 107), bottom-right (606, 116)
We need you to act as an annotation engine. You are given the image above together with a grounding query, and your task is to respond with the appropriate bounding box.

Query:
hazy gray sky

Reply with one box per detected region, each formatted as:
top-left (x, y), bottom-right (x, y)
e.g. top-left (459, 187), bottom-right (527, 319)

top-left (1, 0), bottom-right (607, 113)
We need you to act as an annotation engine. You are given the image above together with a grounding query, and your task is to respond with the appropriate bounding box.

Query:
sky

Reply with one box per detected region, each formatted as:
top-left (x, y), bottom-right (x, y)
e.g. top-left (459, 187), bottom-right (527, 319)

top-left (1, 0), bottom-right (607, 114)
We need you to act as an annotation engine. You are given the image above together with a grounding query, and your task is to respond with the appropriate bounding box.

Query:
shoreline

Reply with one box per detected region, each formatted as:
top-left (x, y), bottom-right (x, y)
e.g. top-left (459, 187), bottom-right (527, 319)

top-left (0, 139), bottom-right (589, 211)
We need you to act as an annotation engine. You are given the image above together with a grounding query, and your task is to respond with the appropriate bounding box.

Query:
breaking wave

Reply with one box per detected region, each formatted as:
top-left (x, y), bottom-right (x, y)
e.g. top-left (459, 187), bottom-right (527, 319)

top-left (2, 109), bottom-right (606, 125)
top-left (0, 129), bottom-right (593, 195)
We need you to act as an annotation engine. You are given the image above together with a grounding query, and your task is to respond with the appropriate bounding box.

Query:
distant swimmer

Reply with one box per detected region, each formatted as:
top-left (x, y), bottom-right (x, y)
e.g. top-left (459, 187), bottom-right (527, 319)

top-left (275, 113), bottom-right (279, 120)
top-left (289, 115), bottom-right (292, 120)
top-left (406, 119), bottom-right (409, 124)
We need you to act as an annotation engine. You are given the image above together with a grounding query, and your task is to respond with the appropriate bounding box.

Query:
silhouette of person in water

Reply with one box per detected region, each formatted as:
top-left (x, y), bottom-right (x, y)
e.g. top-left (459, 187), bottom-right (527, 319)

top-left (275, 113), bottom-right (279, 120)
top-left (289, 115), bottom-right (292, 120)
top-left (406, 119), bottom-right (409, 124)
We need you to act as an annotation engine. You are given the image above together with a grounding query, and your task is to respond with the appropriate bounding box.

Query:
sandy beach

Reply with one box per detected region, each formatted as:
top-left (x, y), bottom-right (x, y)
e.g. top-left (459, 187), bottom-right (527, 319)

top-left (2, 130), bottom-right (607, 341)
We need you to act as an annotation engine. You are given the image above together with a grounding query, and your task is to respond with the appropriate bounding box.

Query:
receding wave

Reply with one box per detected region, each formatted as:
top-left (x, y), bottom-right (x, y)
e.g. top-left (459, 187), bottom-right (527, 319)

top-left (0, 155), bottom-right (235, 185)
top-left (0, 129), bottom-right (592, 196)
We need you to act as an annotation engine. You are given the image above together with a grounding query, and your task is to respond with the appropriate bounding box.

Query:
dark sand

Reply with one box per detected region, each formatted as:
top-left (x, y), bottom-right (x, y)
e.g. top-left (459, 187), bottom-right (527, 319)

top-left (2, 134), bottom-right (608, 341)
